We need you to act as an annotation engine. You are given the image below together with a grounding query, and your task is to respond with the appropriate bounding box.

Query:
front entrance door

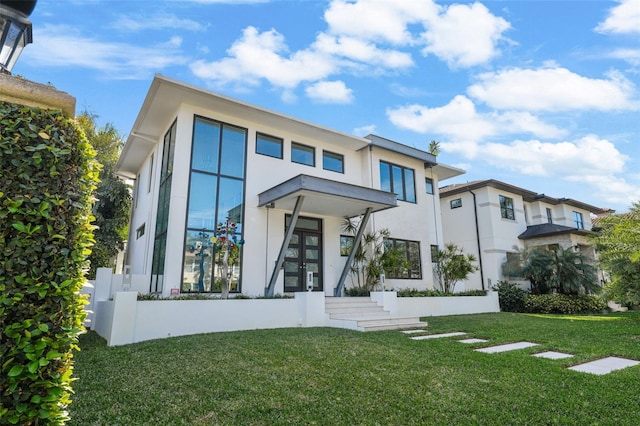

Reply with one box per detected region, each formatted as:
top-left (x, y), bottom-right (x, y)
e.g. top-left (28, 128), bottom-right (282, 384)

top-left (284, 216), bottom-right (323, 292)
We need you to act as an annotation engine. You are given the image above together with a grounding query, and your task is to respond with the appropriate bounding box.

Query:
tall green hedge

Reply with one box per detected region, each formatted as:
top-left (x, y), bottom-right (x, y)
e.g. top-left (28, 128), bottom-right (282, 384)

top-left (0, 102), bottom-right (99, 424)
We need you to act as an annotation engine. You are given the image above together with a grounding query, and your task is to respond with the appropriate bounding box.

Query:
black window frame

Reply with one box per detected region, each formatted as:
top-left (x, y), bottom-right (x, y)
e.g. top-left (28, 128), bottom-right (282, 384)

top-left (340, 235), bottom-right (355, 256)
top-left (450, 198), bottom-right (462, 209)
top-left (546, 207), bottom-right (553, 224)
top-left (379, 160), bottom-right (416, 203)
top-left (499, 195), bottom-right (515, 220)
top-left (384, 237), bottom-right (422, 279)
top-left (425, 177), bottom-right (434, 195)
top-left (322, 150), bottom-right (344, 173)
top-left (291, 141), bottom-right (315, 167)
top-left (256, 132), bottom-right (283, 159)
top-left (573, 211), bottom-right (584, 229)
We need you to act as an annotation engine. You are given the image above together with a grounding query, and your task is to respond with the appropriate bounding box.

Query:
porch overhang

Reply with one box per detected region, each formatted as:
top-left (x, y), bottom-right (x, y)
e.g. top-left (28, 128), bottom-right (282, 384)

top-left (258, 174), bottom-right (397, 218)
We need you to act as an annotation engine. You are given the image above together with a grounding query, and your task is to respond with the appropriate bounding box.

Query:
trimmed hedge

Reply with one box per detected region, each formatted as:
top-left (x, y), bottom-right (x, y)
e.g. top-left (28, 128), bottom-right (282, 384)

top-left (397, 288), bottom-right (488, 297)
top-left (0, 102), bottom-right (99, 424)
top-left (524, 294), bottom-right (608, 314)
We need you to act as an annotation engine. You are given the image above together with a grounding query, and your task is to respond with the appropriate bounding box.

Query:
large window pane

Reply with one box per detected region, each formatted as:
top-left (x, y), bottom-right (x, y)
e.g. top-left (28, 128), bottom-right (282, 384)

top-left (385, 237), bottom-right (422, 279)
top-left (404, 168), bottom-right (416, 203)
top-left (322, 151), bottom-right (343, 173)
top-left (187, 172), bottom-right (218, 230)
top-left (220, 125), bottom-right (246, 178)
top-left (292, 142), bottom-right (315, 166)
top-left (380, 162), bottom-right (391, 192)
top-left (192, 119), bottom-right (220, 173)
top-left (256, 133), bottom-right (283, 159)
top-left (218, 177), bottom-right (244, 232)
top-left (182, 230), bottom-right (214, 292)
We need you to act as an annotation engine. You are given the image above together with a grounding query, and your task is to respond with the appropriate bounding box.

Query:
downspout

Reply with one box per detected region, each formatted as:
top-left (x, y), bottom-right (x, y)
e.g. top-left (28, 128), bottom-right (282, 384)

top-left (469, 190), bottom-right (485, 291)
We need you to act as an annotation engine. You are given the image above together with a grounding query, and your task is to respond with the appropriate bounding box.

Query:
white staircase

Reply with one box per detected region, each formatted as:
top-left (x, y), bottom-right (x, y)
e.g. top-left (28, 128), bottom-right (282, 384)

top-left (325, 297), bottom-right (427, 332)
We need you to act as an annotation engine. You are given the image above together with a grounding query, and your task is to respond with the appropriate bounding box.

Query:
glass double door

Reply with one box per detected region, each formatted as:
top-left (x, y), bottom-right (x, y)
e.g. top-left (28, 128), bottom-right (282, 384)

top-left (284, 217), bottom-right (323, 292)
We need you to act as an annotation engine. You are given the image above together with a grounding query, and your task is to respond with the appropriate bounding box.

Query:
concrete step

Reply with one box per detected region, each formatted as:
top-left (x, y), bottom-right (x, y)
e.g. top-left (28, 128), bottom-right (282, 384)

top-left (324, 296), bottom-right (427, 332)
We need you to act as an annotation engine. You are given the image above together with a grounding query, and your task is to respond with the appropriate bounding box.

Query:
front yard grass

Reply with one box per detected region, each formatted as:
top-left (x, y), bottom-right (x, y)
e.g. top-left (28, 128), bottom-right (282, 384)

top-left (69, 311), bottom-right (640, 425)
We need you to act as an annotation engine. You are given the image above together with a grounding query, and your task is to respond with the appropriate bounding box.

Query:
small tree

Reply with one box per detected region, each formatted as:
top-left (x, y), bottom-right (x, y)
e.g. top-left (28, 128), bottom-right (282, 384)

top-left (591, 202), bottom-right (640, 306)
top-left (432, 244), bottom-right (478, 293)
top-left (76, 112), bottom-right (131, 278)
top-left (212, 221), bottom-right (244, 299)
top-left (502, 247), bottom-right (555, 294)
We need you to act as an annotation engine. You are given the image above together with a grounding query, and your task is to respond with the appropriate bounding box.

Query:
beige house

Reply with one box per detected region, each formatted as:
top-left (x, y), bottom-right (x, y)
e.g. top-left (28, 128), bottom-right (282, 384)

top-left (438, 180), bottom-right (608, 291)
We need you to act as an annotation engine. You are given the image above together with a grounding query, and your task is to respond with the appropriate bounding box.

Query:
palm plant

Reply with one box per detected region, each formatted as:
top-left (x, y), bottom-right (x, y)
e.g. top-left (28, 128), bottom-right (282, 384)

top-left (502, 246), bottom-right (599, 295)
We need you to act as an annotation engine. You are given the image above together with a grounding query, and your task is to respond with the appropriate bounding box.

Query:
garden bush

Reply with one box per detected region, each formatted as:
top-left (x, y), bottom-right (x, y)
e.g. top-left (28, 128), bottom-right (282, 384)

top-left (397, 288), bottom-right (487, 297)
top-left (524, 294), bottom-right (608, 314)
top-left (0, 102), bottom-right (99, 424)
top-left (493, 280), bottom-right (528, 312)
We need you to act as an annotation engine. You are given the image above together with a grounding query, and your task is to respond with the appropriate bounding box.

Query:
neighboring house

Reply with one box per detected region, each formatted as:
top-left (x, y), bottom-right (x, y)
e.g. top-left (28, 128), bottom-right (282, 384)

top-left (116, 74), bottom-right (464, 299)
top-left (438, 180), bottom-right (608, 291)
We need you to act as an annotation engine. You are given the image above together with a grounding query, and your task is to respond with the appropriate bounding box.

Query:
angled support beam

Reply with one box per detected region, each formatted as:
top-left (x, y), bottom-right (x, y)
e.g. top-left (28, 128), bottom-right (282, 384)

top-left (265, 195), bottom-right (305, 297)
top-left (334, 207), bottom-right (373, 297)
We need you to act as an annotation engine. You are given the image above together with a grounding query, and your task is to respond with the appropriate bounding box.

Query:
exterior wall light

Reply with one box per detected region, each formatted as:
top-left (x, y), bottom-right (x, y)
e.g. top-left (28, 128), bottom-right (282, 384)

top-left (0, 0), bottom-right (37, 73)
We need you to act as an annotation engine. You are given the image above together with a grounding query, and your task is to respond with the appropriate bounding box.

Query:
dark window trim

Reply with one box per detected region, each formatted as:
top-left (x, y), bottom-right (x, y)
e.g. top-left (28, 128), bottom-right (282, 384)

top-left (546, 207), bottom-right (553, 224)
top-left (450, 198), bottom-right (462, 209)
top-left (291, 141), bottom-right (315, 167)
top-left (380, 160), bottom-right (416, 203)
top-left (340, 235), bottom-right (355, 256)
top-left (499, 195), bottom-right (515, 220)
top-left (181, 115), bottom-right (249, 294)
top-left (256, 132), bottom-right (283, 159)
top-left (384, 237), bottom-right (422, 279)
top-left (322, 150), bottom-right (344, 173)
top-left (425, 177), bottom-right (434, 195)
top-left (573, 211), bottom-right (584, 229)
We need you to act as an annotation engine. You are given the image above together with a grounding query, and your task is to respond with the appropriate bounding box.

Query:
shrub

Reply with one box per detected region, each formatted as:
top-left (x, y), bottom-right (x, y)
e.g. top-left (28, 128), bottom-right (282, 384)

top-left (0, 102), bottom-right (99, 424)
top-left (345, 287), bottom-right (371, 297)
top-left (493, 280), bottom-right (528, 312)
top-left (524, 294), bottom-right (608, 314)
top-left (397, 288), bottom-right (488, 297)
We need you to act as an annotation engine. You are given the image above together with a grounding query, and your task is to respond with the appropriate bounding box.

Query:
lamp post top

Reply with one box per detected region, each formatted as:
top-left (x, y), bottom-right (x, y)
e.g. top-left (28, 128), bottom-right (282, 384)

top-left (0, 1), bottom-right (37, 17)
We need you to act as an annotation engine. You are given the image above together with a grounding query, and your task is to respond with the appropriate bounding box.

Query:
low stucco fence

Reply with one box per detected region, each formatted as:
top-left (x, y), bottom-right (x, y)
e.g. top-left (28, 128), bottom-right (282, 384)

top-left (86, 268), bottom-right (500, 346)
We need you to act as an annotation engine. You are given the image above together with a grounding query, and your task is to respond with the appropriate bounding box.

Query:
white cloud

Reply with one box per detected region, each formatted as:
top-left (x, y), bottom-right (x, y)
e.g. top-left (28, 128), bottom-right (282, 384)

top-left (190, 26), bottom-right (337, 89)
top-left (22, 24), bottom-right (187, 79)
top-left (595, 0), bottom-right (640, 35)
top-left (482, 135), bottom-right (628, 177)
top-left (110, 13), bottom-right (206, 32)
top-left (567, 175), bottom-right (640, 208)
top-left (420, 2), bottom-right (511, 68)
top-left (605, 48), bottom-right (640, 67)
top-left (305, 81), bottom-right (354, 104)
top-left (323, 0), bottom-right (437, 45)
top-left (313, 34), bottom-right (413, 69)
top-left (468, 66), bottom-right (639, 111)
top-left (353, 124), bottom-right (377, 136)
top-left (386, 95), bottom-right (564, 142)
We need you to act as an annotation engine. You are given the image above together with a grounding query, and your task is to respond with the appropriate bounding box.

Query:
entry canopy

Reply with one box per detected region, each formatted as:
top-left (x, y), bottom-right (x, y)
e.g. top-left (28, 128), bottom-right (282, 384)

top-left (258, 174), bottom-right (397, 218)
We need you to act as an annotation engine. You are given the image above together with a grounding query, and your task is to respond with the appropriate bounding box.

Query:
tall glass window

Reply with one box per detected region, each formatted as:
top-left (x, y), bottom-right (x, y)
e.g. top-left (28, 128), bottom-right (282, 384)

top-left (150, 120), bottom-right (177, 293)
top-left (182, 116), bottom-right (247, 293)
top-left (573, 211), bottom-right (584, 229)
top-left (380, 161), bottom-right (416, 203)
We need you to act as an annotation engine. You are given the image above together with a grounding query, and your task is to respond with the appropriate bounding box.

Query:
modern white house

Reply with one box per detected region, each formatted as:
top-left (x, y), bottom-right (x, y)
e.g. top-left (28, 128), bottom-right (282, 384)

top-left (438, 180), bottom-right (608, 291)
top-left (85, 75), bottom-right (506, 346)
top-left (116, 74), bottom-right (466, 299)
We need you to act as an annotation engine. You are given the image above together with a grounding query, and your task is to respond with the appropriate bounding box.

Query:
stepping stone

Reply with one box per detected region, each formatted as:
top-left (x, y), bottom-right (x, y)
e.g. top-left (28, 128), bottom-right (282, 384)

top-left (568, 357), bottom-right (640, 375)
top-left (401, 329), bottom-right (428, 334)
top-left (475, 341), bottom-right (538, 353)
top-left (533, 351), bottom-right (574, 360)
top-left (411, 332), bottom-right (467, 341)
top-left (458, 338), bottom-right (488, 344)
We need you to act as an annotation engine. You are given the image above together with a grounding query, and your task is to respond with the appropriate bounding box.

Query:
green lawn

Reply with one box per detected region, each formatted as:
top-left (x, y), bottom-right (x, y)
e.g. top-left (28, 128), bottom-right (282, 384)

top-left (69, 312), bottom-right (640, 425)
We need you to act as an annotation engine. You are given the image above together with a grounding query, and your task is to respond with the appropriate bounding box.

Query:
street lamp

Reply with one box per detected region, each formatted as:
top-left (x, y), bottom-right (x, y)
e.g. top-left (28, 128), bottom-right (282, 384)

top-left (0, 0), bottom-right (37, 73)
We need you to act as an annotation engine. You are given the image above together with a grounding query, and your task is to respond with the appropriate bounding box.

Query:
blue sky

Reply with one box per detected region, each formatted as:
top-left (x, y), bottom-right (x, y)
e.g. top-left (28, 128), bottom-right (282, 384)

top-left (13, 0), bottom-right (640, 213)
